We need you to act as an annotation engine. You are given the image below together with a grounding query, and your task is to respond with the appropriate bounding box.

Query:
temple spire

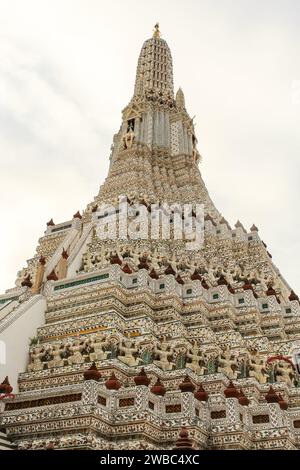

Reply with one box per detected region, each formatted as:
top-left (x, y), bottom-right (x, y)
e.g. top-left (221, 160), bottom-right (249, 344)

top-left (153, 23), bottom-right (161, 39)
top-left (176, 87), bottom-right (185, 109)
top-left (133, 26), bottom-right (174, 99)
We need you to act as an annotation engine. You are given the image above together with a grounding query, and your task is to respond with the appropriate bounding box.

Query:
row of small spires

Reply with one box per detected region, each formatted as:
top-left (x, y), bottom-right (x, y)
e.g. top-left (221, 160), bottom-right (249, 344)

top-left (21, 252), bottom-right (299, 304)
top-left (46, 211), bottom-right (82, 226)
top-left (21, 250), bottom-right (69, 287)
top-left (0, 371), bottom-right (289, 452)
top-left (110, 254), bottom-right (299, 303)
top-left (45, 207), bottom-right (258, 233)
top-left (83, 364), bottom-right (288, 410)
top-left (0, 370), bottom-right (291, 410)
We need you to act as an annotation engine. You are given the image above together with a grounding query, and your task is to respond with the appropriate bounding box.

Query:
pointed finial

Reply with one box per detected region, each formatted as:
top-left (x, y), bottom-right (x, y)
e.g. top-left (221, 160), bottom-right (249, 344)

top-left (176, 87), bottom-right (185, 109)
top-left (250, 224), bottom-right (259, 232)
top-left (153, 23), bottom-right (161, 39)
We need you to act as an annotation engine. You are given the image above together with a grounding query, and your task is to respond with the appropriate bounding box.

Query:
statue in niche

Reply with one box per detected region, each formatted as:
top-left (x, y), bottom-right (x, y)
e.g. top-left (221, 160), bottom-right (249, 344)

top-left (218, 348), bottom-right (238, 380)
top-left (60, 343), bottom-right (72, 362)
top-left (118, 340), bottom-right (141, 367)
top-left (274, 360), bottom-right (295, 387)
top-left (90, 333), bottom-right (109, 362)
top-left (68, 340), bottom-right (84, 365)
top-left (248, 351), bottom-right (268, 384)
top-left (186, 342), bottom-right (205, 374)
top-left (153, 338), bottom-right (175, 371)
top-left (106, 337), bottom-right (120, 359)
top-left (81, 338), bottom-right (94, 360)
top-left (28, 347), bottom-right (44, 372)
top-left (206, 264), bottom-right (218, 285)
top-left (41, 347), bottom-right (53, 364)
top-left (123, 126), bottom-right (135, 150)
top-left (48, 345), bottom-right (64, 369)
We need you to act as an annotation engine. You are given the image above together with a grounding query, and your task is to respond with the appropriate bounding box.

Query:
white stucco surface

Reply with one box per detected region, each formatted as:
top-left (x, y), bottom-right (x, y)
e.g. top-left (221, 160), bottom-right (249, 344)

top-left (0, 296), bottom-right (46, 391)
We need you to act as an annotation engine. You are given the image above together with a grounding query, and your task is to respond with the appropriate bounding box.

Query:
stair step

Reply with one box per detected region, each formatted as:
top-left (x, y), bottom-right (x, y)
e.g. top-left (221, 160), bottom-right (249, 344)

top-left (0, 431), bottom-right (15, 450)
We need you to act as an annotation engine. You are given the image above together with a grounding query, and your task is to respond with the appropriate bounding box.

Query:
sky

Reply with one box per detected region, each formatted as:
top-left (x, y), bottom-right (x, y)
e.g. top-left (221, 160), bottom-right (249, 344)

top-left (0, 0), bottom-right (299, 295)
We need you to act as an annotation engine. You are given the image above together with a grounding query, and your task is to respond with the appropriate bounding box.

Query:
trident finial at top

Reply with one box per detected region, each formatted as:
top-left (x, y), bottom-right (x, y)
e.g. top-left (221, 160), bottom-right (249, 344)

top-left (153, 23), bottom-right (161, 39)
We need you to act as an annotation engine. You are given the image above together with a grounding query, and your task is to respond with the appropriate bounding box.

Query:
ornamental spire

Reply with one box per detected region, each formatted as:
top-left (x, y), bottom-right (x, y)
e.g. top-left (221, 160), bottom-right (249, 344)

top-left (153, 23), bottom-right (161, 39)
top-left (133, 25), bottom-right (174, 99)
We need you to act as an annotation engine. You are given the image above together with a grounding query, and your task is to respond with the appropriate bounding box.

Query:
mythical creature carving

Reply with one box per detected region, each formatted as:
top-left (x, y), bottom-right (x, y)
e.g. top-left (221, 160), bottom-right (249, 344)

top-left (153, 338), bottom-right (174, 371)
top-left (217, 348), bottom-right (238, 379)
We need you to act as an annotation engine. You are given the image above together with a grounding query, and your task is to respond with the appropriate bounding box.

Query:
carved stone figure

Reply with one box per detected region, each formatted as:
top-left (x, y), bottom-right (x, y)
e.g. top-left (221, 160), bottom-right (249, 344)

top-left (48, 345), bottom-right (64, 369)
top-left (90, 333), bottom-right (109, 362)
top-left (118, 340), bottom-right (141, 367)
top-left (275, 360), bottom-right (295, 387)
top-left (249, 352), bottom-right (268, 384)
top-left (218, 349), bottom-right (238, 379)
top-left (186, 343), bottom-right (205, 374)
top-left (28, 347), bottom-right (44, 372)
top-left (123, 127), bottom-right (135, 149)
top-left (153, 338), bottom-right (174, 371)
top-left (68, 340), bottom-right (84, 365)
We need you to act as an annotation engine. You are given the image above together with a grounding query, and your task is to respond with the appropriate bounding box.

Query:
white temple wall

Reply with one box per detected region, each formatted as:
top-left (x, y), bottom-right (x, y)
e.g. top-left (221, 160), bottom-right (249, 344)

top-left (0, 296), bottom-right (46, 391)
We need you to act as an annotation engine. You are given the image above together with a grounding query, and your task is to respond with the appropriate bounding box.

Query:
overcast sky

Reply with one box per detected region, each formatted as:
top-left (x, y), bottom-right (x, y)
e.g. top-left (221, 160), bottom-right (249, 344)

top-left (0, 0), bottom-right (299, 295)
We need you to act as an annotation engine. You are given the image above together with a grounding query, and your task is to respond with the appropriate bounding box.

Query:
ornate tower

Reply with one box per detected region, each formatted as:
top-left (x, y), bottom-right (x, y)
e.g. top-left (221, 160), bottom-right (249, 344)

top-left (98, 24), bottom-right (219, 218)
top-left (1, 26), bottom-right (300, 451)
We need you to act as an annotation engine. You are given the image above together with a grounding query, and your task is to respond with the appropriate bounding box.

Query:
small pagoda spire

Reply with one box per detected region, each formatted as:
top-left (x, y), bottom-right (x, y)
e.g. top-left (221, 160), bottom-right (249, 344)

top-left (83, 362), bottom-right (101, 381)
top-left (46, 219), bottom-right (55, 227)
top-left (235, 220), bottom-right (246, 233)
top-left (110, 253), bottom-right (122, 265)
top-left (176, 87), bottom-right (186, 109)
top-left (134, 368), bottom-right (151, 387)
top-left (176, 274), bottom-right (184, 285)
top-left (73, 211), bottom-right (82, 219)
top-left (266, 284), bottom-right (277, 297)
top-left (190, 270), bottom-right (202, 281)
top-left (165, 264), bottom-right (176, 276)
top-left (174, 427), bottom-right (193, 450)
top-left (219, 216), bottom-right (231, 230)
top-left (194, 384), bottom-right (208, 402)
top-left (105, 372), bottom-right (121, 390)
top-left (138, 257), bottom-right (150, 270)
top-left (0, 376), bottom-right (13, 395)
top-left (217, 274), bottom-right (228, 286)
top-left (278, 393), bottom-right (288, 411)
top-left (265, 386), bottom-right (280, 404)
top-left (289, 290), bottom-right (299, 302)
top-left (47, 270), bottom-right (58, 281)
top-left (149, 268), bottom-right (159, 279)
top-left (179, 375), bottom-right (195, 393)
top-left (21, 274), bottom-right (33, 288)
top-left (238, 389), bottom-right (250, 406)
top-left (122, 263), bottom-right (133, 274)
top-left (250, 224), bottom-right (259, 232)
top-left (224, 380), bottom-right (240, 399)
top-left (150, 377), bottom-right (166, 396)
